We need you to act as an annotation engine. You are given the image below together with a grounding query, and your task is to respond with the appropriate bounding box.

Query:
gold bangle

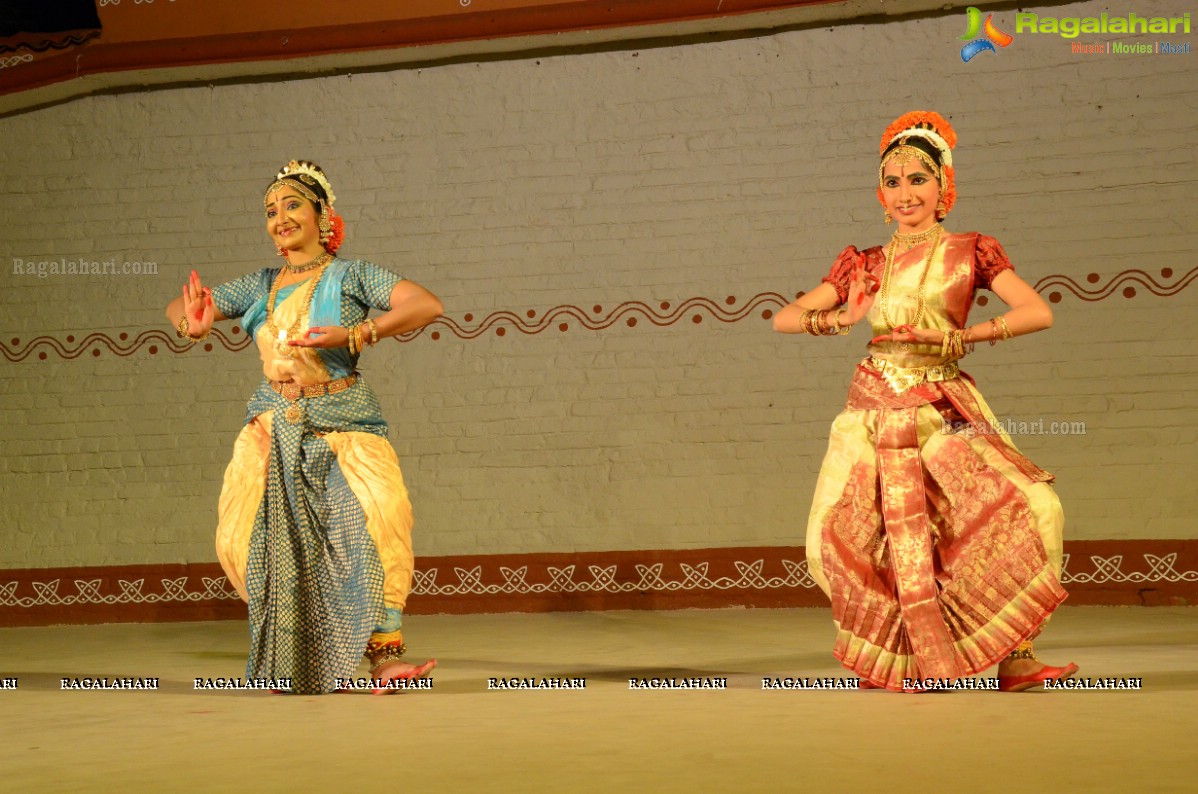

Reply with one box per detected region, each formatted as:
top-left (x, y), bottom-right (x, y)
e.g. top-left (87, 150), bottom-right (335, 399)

top-left (176, 314), bottom-right (209, 342)
top-left (347, 325), bottom-right (358, 357)
top-left (997, 316), bottom-right (1013, 341)
top-left (366, 318), bottom-right (379, 346)
top-left (941, 329), bottom-right (966, 361)
top-left (989, 318), bottom-right (1000, 346)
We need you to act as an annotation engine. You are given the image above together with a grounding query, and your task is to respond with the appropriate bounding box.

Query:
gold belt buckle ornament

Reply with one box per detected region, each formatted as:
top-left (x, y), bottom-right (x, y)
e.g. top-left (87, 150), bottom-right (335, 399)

top-left (271, 375), bottom-right (355, 424)
top-left (926, 362), bottom-right (960, 382)
top-left (870, 357), bottom-right (958, 394)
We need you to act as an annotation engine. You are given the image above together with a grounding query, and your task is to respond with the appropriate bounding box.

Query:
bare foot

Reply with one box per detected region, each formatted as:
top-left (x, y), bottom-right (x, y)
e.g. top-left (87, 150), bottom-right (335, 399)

top-left (997, 655), bottom-right (1078, 692)
top-left (371, 658), bottom-right (437, 695)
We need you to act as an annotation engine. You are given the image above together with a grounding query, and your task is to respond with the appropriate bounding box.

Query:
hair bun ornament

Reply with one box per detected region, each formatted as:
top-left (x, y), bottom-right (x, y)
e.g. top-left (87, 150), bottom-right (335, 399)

top-left (324, 212), bottom-right (345, 255)
top-left (879, 111), bottom-right (957, 157)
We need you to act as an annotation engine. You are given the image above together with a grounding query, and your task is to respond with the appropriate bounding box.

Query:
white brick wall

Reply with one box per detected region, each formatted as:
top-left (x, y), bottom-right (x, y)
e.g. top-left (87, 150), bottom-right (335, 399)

top-left (1, 0), bottom-right (1195, 568)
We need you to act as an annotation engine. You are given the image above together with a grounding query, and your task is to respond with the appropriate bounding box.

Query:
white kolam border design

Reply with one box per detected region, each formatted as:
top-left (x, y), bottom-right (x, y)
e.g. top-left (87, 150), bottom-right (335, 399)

top-left (2, 553), bottom-right (1195, 608)
top-left (411, 559), bottom-right (815, 596)
top-left (0, 576), bottom-right (240, 607)
top-left (1059, 553), bottom-right (1198, 585)
top-left (0, 54), bottom-right (35, 69)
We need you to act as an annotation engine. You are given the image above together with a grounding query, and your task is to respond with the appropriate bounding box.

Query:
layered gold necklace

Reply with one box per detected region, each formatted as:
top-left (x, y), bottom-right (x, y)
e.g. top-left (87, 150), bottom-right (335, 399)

top-left (878, 224), bottom-right (942, 332)
top-left (264, 252), bottom-right (332, 358)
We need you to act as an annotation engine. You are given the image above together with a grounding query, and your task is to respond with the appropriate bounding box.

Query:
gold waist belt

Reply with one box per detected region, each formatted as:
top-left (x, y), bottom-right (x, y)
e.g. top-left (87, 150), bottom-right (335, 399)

top-left (867, 356), bottom-right (959, 394)
top-left (268, 373), bottom-right (357, 401)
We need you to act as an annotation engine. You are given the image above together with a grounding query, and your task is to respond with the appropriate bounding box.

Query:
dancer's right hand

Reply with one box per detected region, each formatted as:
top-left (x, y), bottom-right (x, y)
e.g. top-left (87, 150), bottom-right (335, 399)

top-left (840, 254), bottom-right (879, 326)
top-left (182, 269), bottom-right (214, 338)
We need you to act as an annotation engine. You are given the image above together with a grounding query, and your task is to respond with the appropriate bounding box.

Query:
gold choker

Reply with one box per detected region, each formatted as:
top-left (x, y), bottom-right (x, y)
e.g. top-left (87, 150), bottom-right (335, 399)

top-left (891, 224), bottom-right (943, 253)
top-left (284, 252), bottom-right (333, 273)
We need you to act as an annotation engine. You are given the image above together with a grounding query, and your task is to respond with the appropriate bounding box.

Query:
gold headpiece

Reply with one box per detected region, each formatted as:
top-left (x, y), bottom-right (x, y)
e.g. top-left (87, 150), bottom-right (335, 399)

top-left (263, 160), bottom-right (336, 209)
top-left (879, 141), bottom-right (942, 184)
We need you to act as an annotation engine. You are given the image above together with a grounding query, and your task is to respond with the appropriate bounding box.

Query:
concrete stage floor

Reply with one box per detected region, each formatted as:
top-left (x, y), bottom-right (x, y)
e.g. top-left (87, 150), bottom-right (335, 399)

top-left (1, 606), bottom-right (1195, 793)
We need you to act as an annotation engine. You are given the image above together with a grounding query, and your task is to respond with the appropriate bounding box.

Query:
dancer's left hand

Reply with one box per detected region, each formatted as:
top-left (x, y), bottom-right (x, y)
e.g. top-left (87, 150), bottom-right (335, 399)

top-left (870, 324), bottom-right (944, 346)
top-left (292, 326), bottom-right (352, 348)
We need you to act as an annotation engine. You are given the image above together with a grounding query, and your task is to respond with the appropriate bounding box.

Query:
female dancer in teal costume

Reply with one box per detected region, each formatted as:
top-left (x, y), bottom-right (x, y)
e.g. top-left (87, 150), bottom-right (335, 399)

top-left (165, 160), bottom-right (442, 694)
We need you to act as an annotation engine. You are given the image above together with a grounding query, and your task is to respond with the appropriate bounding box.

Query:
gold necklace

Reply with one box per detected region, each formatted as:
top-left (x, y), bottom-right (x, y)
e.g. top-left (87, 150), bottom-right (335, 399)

top-left (878, 225), bottom-right (943, 332)
top-left (263, 256), bottom-right (331, 358)
top-left (891, 223), bottom-right (942, 253)
top-left (284, 251), bottom-right (332, 274)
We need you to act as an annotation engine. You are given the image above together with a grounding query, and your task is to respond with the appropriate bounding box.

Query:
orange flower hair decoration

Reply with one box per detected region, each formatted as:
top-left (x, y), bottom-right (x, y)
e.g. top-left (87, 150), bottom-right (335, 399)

top-left (324, 212), bottom-right (346, 255)
top-left (876, 111), bottom-right (958, 219)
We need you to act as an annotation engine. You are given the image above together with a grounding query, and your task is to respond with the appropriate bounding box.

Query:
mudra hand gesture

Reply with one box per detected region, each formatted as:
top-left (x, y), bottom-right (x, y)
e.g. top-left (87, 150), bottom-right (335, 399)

top-left (841, 254), bottom-right (880, 326)
top-left (870, 324), bottom-right (945, 346)
top-left (291, 326), bottom-right (352, 349)
top-left (182, 270), bottom-right (215, 338)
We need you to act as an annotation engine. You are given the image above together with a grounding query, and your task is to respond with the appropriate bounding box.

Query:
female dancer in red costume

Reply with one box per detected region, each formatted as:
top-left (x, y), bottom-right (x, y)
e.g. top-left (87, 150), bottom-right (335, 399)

top-left (774, 112), bottom-right (1078, 692)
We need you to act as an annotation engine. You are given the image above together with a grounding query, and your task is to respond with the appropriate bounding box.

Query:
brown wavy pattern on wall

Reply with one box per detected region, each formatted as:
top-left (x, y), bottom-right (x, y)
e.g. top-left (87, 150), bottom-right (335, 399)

top-left (0, 30), bottom-right (100, 56)
top-left (418, 293), bottom-right (788, 341)
top-left (1, 328), bottom-right (253, 363)
top-left (974, 266), bottom-right (1193, 307)
top-left (3, 266), bottom-right (1193, 361)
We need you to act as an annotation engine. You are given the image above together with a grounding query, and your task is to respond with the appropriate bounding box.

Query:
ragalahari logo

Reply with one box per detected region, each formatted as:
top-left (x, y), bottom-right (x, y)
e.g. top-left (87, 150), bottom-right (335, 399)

top-left (960, 6), bottom-right (1014, 61)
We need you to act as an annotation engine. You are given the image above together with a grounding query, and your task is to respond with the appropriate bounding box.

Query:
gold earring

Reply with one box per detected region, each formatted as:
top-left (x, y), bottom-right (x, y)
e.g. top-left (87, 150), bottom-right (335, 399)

top-left (884, 211), bottom-right (892, 225)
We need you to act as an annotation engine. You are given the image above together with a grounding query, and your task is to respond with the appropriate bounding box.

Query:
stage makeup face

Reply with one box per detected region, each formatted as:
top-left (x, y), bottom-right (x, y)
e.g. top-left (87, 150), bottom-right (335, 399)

top-left (881, 160), bottom-right (940, 234)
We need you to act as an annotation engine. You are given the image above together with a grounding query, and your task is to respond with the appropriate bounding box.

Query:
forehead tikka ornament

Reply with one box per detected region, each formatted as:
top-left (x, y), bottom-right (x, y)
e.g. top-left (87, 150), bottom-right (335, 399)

top-left (879, 143), bottom-right (942, 185)
top-left (885, 128), bottom-right (953, 170)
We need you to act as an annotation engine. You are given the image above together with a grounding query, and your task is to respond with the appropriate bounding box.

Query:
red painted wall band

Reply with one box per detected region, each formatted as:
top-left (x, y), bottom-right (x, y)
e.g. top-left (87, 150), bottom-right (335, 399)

top-left (2, 540), bottom-right (1194, 627)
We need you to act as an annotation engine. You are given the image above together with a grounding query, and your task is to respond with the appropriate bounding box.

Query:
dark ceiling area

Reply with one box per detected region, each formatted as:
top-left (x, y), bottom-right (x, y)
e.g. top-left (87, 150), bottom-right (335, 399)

top-left (0, 0), bottom-right (100, 52)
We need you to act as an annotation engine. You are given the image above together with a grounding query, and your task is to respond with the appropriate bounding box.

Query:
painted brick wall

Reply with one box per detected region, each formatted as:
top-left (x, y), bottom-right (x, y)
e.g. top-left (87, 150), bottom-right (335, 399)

top-left (1, 0), bottom-right (1195, 570)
